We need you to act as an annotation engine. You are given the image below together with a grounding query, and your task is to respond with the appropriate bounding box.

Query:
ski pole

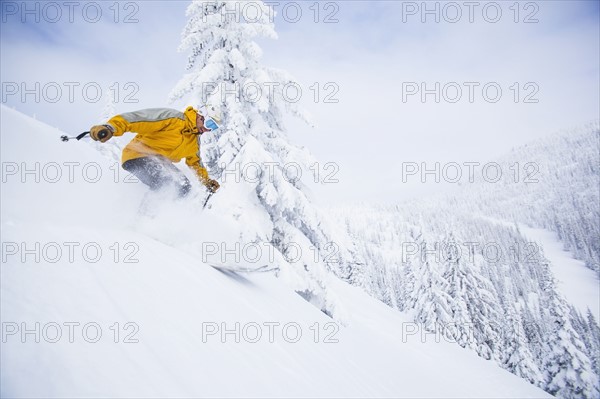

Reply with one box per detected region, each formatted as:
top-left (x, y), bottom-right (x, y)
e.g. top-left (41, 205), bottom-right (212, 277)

top-left (60, 129), bottom-right (109, 142)
top-left (202, 192), bottom-right (213, 209)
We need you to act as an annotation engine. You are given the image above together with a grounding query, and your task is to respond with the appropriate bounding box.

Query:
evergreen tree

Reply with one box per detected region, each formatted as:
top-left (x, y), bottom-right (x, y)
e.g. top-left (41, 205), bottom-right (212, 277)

top-left (442, 234), bottom-right (501, 359)
top-left (411, 239), bottom-right (454, 334)
top-left (502, 304), bottom-right (544, 385)
top-left (586, 311), bottom-right (600, 375)
top-left (170, 0), bottom-right (359, 316)
top-left (541, 291), bottom-right (599, 398)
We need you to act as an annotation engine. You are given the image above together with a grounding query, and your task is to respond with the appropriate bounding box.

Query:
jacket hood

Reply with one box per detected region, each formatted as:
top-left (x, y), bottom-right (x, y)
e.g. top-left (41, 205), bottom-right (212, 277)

top-left (184, 106), bottom-right (199, 134)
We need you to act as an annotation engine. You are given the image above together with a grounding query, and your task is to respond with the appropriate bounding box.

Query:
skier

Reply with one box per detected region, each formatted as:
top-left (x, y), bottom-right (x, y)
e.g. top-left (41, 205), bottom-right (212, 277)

top-left (89, 106), bottom-right (221, 196)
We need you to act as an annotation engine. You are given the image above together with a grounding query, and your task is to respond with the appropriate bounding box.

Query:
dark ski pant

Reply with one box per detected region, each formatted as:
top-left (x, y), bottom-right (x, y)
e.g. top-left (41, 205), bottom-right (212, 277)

top-left (122, 156), bottom-right (191, 197)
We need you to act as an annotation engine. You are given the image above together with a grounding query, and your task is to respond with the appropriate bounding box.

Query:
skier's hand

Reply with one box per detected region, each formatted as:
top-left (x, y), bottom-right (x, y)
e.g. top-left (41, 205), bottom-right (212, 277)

top-left (90, 125), bottom-right (114, 143)
top-left (205, 179), bottom-right (220, 193)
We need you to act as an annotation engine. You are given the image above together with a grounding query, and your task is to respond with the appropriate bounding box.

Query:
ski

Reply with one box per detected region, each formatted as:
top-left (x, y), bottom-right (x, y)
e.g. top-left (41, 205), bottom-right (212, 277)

top-left (209, 263), bottom-right (279, 273)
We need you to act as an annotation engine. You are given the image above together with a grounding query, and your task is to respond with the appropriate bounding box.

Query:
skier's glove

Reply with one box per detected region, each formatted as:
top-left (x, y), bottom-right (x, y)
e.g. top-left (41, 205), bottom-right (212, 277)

top-left (205, 179), bottom-right (220, 193)
top-left (90, 124), bottom-right (114, 143)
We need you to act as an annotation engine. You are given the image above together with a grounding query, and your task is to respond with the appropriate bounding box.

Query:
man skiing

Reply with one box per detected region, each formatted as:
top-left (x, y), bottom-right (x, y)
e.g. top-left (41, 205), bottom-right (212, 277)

top-left (89, 106), bottom-right (220, 196)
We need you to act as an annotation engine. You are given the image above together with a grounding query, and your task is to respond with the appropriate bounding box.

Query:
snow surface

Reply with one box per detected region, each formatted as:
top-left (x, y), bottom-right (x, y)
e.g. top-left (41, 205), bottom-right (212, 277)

top-left (1, 105), bottom-right (550, 397)
top-left (519, 226), bottom-right (600, 322)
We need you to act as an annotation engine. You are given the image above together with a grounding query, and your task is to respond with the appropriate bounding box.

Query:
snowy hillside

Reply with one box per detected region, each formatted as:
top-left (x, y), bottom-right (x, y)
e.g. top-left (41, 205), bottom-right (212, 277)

top-left (329, 124), bottom-right (600, 398)
top-left (464, 124), bottom-right (600, 274)
top-left (0, 105), bottom-right (552, 397)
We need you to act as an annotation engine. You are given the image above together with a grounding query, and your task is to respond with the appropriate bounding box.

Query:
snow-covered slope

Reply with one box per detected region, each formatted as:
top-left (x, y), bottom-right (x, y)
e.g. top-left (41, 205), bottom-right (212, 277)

top-left (519, 225), bottom-right (599, 322)
top-left (473, 216), bottom-right (599, 322)
top-left (466, 124), bottom-right (600, 274)
top-left (0, 105), bottom-right (550, 397)
top-left (326, 125), bottom-right (600, 398)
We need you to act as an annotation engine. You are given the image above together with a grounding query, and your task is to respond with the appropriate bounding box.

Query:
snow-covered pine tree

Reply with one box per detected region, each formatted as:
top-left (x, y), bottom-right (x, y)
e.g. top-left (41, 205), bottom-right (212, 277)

top-left (169, 0), bottom-right (360, 317)
top-left (586, 311), bottom-right (600, 375)
top-left (439, 234), bottom-right (475, 350)
top-left (501, 304), bottom-right (544, 386)
top-left (410, 238), bottom-right (454, 334)
top-left (569, 306), bottom-right (600, 378)
top-left (540, 282), bottom-right (599, 398)
top-left (441, 233), bottom-right (501, 359)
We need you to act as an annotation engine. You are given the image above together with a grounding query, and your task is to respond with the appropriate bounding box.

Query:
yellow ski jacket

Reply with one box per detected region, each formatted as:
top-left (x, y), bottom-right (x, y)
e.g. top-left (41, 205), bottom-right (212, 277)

top-left (108, 106), bottom-right (209, 182)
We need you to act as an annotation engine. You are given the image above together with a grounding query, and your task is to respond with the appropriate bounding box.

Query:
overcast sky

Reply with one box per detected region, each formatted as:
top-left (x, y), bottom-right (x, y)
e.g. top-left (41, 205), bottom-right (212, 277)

top-left (1, 1), bottom-right (599, 203)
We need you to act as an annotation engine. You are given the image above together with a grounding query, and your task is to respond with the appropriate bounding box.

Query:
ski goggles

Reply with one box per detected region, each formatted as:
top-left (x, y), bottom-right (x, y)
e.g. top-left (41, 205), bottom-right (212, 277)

top-left (203, 117), bottom-right (220, 131)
